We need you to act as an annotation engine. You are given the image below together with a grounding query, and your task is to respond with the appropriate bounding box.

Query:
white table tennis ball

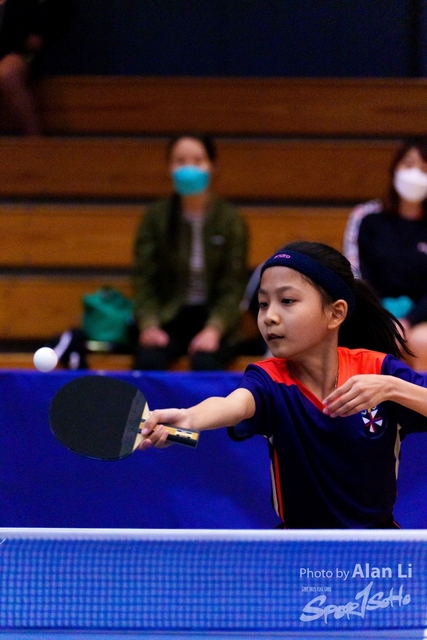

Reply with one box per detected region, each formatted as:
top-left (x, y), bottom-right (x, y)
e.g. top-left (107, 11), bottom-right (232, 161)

top-left (33, 347), bottom-right (58, 372)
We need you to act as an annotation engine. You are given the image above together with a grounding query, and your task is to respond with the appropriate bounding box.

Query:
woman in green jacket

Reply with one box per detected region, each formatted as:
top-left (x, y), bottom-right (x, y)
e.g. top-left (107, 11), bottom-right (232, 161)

top-left (132, 134), bottom-right (248, 370)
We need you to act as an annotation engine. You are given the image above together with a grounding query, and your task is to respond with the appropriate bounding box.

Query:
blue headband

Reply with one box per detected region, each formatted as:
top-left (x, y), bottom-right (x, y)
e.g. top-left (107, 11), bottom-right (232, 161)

top-left (260, 250), bottom-right (355, 315)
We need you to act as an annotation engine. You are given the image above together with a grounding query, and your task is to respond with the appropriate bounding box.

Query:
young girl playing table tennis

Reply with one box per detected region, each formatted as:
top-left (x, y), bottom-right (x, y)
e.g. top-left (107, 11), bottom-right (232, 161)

top-left (138, 241), bottom-right (427, 529)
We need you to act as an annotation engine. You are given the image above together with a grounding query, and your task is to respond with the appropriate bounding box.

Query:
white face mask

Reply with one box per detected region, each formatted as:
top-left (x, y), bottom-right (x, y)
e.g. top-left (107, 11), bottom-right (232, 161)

top-left (393, 167), bottom-right (427, 202)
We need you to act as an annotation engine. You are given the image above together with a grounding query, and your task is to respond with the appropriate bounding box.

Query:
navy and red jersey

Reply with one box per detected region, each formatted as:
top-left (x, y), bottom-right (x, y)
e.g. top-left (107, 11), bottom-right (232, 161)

top-left (233, 347), bottom-right (427, 529)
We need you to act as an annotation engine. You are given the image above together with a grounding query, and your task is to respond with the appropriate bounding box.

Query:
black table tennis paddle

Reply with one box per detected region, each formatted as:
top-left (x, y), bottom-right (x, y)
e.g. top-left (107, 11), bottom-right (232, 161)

top-left (49, 375), bottom-right (199, 460)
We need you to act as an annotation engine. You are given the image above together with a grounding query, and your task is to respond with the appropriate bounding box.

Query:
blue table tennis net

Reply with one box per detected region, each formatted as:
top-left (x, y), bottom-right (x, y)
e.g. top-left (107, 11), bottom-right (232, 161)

top-left (0, 529), bottom-right (426, 635)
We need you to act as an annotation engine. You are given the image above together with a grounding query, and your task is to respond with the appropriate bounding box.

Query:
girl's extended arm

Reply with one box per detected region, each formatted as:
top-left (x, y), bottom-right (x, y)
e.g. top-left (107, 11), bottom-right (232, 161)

top-left (323, 374), bottom-right (427, 418)
top-left (138, 388), bottom-right (255, 450)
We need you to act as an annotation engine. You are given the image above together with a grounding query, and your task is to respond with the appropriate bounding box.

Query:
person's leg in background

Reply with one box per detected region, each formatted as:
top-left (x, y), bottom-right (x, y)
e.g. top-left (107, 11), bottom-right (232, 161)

top-left (180, 306), bottom-right (236, 370)
top-left (133, 306), bottom-right (233, 371)
top-left (132, 310), bottom-right (189, 370)
top-left (0, 52), bottom-right (40, 135)
top-left (133, 338), bottom-right (183, 371)
top-left (46, 328), bottom-right (88, 370)
top-left (190, 340), bottom-right (236, 371)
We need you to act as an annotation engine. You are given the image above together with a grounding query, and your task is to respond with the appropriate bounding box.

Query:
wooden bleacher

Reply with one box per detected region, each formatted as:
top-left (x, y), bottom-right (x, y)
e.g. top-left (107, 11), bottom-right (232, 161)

top-left (34, 76), bottom-right (427, 136)
top-left (0, 203), bottom-right (351, 271)
top-left (0, 203), bottom-right (351, 340)
top-left (0, 137), bottom-right (398, 201)
top-left (1, 76), bottom-right (425, 370)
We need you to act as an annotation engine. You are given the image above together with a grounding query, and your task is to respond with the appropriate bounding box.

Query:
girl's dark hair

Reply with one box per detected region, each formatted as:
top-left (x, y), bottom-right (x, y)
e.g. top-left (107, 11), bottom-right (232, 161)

top-left (386, 136), bottom-right (427, 216)
top-left (165, 133), bottom-right (217, 246)
top-left (282, 241), bottom-right (412, 359)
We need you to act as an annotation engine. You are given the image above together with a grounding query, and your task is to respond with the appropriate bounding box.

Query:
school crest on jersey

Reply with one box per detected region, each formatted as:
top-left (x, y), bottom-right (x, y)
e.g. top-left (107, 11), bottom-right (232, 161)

top-left (360, 406), bottom-right (386, 439)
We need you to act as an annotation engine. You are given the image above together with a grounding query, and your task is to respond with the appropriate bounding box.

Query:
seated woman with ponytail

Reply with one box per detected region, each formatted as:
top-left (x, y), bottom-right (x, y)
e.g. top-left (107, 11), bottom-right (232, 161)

top-left (136, 241), bottom-right (427, 529)
top-left (132, 133), bottom-right (248, 371)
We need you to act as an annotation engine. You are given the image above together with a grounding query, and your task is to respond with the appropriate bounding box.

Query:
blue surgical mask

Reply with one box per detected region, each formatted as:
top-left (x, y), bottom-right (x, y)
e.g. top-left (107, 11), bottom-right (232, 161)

top-left (172, 165), bottom-right (210, 196)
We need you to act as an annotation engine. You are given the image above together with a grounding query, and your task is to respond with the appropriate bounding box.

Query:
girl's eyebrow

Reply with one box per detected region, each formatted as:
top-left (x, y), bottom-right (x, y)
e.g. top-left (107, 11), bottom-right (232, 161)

top-left (258, 285), bottom-right (298, 295)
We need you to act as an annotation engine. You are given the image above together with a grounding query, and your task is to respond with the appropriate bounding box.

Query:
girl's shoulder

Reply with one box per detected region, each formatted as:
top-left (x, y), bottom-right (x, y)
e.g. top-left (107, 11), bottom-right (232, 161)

top-left (244, 359), bottom-right (305, 391)
top-left (246, 351), bottom-right (387, 381)
top-left (338, 347), bottom-right (387, 378)
top-left (338, 347), bottom-right (427, 384)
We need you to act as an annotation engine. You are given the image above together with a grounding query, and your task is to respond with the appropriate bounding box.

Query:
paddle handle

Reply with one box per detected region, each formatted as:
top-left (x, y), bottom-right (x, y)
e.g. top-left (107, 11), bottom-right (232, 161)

top-left (164, 426), bottom-right (199, 448)
top-left (139, 420), bottom-right (199, 448)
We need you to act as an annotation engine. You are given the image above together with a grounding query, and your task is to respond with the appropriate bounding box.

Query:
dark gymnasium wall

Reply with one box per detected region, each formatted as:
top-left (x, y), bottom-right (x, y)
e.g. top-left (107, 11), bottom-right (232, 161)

top-left (44, 0), bottom-right (425, 77)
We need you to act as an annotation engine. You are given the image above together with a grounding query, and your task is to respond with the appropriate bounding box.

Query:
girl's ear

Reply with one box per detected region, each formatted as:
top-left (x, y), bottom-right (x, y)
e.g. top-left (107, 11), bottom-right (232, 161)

top-left (328, 299), bottom-right (348, 329)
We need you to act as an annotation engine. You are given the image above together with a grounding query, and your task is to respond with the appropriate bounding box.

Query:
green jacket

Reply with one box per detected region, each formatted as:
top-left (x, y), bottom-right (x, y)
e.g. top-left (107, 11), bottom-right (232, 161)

top-left (133, 196), bottom-right (248, 337)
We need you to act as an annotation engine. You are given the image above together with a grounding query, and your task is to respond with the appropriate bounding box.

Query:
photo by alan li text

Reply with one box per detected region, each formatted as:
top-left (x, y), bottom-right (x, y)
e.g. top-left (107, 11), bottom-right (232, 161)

top-left (300, 563), bottom-right (413, 581)
top-left (299, 563), bottom-right (413, 624)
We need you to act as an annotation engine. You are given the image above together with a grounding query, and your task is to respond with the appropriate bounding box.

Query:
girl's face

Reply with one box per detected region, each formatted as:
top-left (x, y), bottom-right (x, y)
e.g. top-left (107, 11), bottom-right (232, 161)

top-left (168, 137), bottom-right (213, 175)
top-left (257, 266), bottom-right (336, 361)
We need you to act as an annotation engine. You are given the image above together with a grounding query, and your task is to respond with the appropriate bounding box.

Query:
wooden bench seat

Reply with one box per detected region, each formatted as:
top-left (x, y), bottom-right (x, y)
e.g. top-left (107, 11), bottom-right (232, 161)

top-left (0, 204), bottom-right (141, 268)
top-left (0, 203), bottom-right (351, 270)
top-left (0, 276), bottom-right (131, 339)
top-left (33, 76), bottom-right (427, 136)
top-left (0, 204), bottom-right (351, 341)
top-left (0, 137), bottom-right (397, 201)
top-left (241, 206), bottom-right (349, 263)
